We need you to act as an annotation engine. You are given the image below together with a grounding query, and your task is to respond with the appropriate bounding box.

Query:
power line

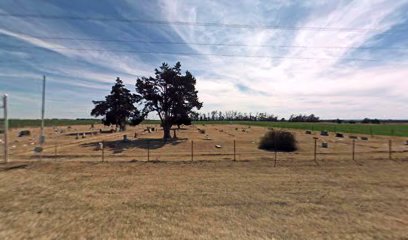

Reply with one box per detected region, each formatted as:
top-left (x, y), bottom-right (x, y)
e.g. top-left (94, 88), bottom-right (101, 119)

top-left (0, 13), bottom-right (405, 32)
top-left (0, 34), bottom-right (406, 50)
top-left (0, 44), bottom-right (379, 61)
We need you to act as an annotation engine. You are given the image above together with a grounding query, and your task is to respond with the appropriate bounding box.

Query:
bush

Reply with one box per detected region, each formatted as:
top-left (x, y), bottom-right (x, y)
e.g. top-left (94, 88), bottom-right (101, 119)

top-left (259, 130), bottom-right (297, 152)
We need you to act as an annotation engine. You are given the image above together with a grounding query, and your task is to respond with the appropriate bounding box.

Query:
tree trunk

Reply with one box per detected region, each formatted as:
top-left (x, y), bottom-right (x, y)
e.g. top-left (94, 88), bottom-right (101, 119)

top-left (163, 123), bottom-right (172, 139)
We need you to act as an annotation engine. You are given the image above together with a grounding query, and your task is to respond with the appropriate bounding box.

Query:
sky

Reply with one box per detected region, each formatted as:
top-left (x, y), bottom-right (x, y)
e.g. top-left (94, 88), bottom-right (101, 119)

top-left (0, 0), bottom-right (408, 119)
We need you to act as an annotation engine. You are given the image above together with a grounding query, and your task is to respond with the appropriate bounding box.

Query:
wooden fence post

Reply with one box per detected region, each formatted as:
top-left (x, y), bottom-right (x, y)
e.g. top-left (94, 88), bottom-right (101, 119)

top-left (352, 139), bottom-right (355, 162)
top-left (233, 140), bottom-right (236, 161)
top-left (54, 143), bottom-right (57, 161)
top-left (147, 140), bottom-right (150, 161)
top-left (273, 131), bottom-right (277, 167)
top-left (389, 140), bottom-right (392, 160)
top-left (312, 137), bottom-right (319, 166)
top-left (191, 140), bottom-right (194, 161)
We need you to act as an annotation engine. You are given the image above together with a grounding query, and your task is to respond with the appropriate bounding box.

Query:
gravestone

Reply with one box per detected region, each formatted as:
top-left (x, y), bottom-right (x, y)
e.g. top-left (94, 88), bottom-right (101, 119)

top-left (34, 146), bottom-right (43, 153)
top-left (18, 130), bottom-right (31, 137)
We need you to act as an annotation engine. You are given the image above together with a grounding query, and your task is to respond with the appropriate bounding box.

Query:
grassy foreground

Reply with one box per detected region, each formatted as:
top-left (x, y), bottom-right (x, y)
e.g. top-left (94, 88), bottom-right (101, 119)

top-left (0, 160), bottom-right (406, 239)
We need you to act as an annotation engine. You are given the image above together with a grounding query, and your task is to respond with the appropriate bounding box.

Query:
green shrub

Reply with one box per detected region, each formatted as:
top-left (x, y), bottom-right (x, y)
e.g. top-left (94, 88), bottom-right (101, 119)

top-left (259, 130), bottom-right (297, 152)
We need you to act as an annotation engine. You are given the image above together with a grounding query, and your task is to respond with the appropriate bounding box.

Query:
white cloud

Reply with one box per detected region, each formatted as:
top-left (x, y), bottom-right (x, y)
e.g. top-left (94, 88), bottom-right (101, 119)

top-left (1, 0), bottom-right (408, 118)
top-left (158, 0), bottom-right (408, 118)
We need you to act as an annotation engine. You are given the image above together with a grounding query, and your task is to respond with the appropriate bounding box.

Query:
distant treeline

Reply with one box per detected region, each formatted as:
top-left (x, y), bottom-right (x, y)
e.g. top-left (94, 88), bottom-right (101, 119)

top-left (190, 111), bottom-right (320, 122)
top-left (324, 118), bottom-right (389, 124)
top-left (190, 112), bottom-right (408, 124)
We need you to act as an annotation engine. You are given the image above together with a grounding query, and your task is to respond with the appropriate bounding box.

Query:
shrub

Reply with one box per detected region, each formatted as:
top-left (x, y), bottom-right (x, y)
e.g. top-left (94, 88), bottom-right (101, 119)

top-left (259, 130), bottom-right (297, 152)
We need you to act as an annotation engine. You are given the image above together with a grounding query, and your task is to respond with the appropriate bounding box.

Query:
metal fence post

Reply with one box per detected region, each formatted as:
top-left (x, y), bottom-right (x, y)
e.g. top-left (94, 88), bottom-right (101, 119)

top-left (102, 141), bottom-right (105, 162)
top-left (314, 137), bottom-right (317, 163)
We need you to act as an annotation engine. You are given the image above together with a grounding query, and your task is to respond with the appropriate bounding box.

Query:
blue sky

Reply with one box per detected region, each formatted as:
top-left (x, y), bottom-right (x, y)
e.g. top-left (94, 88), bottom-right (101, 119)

top-left (0, 0), bottom-right (408, 119)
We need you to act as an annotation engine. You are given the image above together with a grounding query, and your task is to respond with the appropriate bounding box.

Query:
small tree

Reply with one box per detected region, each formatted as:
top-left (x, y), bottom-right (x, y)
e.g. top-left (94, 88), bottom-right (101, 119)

top-left (91, 77), bottom-right (143, 131)
top-left (136, 62), bottom-right (202, 139)
top-left (259, 130), bottom-right (297, 152)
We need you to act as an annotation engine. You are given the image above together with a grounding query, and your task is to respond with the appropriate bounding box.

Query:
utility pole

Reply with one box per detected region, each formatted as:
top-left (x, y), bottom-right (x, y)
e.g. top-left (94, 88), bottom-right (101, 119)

top-left (3, 94), bottom-right (8, 163)
top-left (40, 75), bottom-right (46, 145)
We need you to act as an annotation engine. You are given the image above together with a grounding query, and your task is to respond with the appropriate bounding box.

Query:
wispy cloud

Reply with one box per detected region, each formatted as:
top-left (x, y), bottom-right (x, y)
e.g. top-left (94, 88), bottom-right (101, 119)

top-left (0, 0), bottom-right (407, 118)
top-left (158, 0), bottom-right (408, 118)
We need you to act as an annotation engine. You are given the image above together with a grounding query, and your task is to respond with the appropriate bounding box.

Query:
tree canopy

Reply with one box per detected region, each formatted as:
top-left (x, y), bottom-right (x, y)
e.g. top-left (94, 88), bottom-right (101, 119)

top-left (91, 77), bottom-right (143, 131)
top-left (136, 62), bottom-right (202, 139)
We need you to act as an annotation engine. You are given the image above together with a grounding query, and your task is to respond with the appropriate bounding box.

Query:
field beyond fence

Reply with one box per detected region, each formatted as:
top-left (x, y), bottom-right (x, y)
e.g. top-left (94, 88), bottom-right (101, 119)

top-left (6, 119), bottom-right (408, 137)
top-left (195, 121), bottom-right (408, 137)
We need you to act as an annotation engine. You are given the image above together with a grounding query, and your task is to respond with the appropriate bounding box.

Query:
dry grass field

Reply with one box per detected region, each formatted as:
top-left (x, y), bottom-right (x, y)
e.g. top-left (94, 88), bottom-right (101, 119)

top-left (0, 124), bottom-right (407, 239)
top-left (0, 160), bottom-right (407, 239)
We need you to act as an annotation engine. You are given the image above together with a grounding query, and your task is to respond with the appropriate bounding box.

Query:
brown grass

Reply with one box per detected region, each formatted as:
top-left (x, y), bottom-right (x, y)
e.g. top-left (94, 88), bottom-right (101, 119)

top-left (0, 159), bottom-right (407, 239)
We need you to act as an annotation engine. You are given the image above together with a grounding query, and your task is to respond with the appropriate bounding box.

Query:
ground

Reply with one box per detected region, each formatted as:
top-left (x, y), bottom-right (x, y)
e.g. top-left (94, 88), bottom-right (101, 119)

top-left (0, 160), bottom-right (407, 239)
top-left (0, 124), bottom-right (407, 239)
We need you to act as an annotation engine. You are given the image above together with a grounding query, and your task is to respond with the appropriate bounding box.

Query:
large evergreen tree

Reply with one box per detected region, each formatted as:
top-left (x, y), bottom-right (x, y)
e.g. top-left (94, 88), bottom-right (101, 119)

top-left (135, 62), bottom-right (202, 139)
top-left (91, 77), bottom-right (143, 131)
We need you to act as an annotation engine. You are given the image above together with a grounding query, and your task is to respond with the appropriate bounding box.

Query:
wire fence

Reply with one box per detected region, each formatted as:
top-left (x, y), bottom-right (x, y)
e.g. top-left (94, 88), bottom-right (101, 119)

top-left (6, 131), bottom-right (408, 165)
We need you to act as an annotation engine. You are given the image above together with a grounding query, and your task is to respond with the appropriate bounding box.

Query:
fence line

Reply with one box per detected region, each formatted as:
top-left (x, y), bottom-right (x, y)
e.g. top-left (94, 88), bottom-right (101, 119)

top-left (6, 136), bottom-right (407, 167)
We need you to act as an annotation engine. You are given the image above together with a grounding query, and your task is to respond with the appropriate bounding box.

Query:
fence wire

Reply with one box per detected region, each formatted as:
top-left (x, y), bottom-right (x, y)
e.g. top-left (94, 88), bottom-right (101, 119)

top-left (8, 128), bottom-right (408, 165)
